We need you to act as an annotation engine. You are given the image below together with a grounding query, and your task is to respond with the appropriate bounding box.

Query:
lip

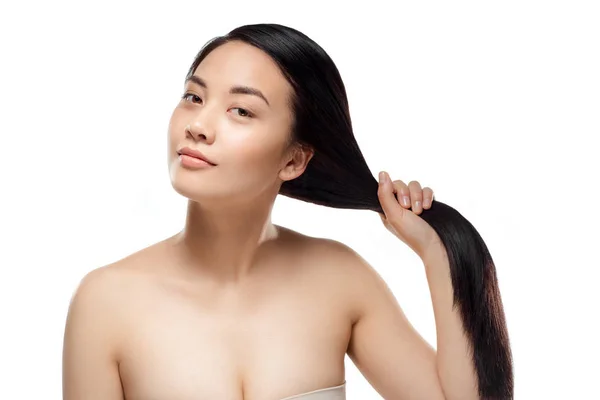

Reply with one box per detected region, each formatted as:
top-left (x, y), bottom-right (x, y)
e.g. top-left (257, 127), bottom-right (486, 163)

top-left (176, 147), bottom-right (217, 166)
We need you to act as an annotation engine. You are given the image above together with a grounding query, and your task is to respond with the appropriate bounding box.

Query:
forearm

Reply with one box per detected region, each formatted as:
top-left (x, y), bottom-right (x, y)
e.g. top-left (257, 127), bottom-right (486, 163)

top-left (422, 246), bottom-right (479, 400)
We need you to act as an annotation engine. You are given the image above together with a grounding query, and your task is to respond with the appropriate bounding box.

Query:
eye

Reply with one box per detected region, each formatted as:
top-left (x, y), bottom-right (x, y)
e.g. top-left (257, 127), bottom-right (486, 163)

top-left (230, 107), bottom-right (254, 118)
top-left (181, 92), bottom-right (202, 104)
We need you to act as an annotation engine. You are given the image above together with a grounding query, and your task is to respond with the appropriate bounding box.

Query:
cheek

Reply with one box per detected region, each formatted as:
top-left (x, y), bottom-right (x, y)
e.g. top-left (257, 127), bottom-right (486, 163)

top-left (167, 111), bottom-right (185, 155)
top-left (226, 134), bottom-right (284, 171)
top-left (168, 109), bottom-right (183, 138)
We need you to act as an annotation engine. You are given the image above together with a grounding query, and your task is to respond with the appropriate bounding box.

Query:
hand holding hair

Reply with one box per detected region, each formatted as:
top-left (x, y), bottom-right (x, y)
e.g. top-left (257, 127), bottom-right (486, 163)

top-left (377, 170), bottom-right (441, 260)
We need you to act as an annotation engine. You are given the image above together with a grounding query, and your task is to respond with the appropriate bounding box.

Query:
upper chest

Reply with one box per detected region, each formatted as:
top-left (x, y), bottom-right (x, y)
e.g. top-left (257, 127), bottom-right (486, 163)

top-left (115, 260), bottom-right (354, 400)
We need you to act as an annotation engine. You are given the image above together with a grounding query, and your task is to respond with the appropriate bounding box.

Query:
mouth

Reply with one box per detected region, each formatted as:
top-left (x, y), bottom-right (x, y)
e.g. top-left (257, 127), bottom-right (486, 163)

top-left (176, 147), bottom-right (217, 166)
top-left (177, 153), bottom-right (216, 169)
top-left (176, 148), bottom-right (217, 169)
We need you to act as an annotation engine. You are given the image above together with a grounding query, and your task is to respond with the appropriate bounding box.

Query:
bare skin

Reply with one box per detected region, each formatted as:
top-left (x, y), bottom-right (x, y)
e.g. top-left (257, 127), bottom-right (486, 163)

top-left (64, 38), bottom-right (474, 399)
top-left (64, 226), bottom-right (366, 400)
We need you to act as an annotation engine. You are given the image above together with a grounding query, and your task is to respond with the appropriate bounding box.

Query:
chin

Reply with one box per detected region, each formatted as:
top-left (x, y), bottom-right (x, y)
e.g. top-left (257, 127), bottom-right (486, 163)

top-left (170, 183), bottom-right (222, 204)
top-left (168, 169), bottom-right (223, 203)
top-left (170, 173), bottom-right (206, 198)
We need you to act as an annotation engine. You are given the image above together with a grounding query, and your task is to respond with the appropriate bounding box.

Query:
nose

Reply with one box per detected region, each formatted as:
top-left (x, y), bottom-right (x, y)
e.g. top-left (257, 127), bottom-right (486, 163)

top-left (185, 113), bottom-right (215, 144)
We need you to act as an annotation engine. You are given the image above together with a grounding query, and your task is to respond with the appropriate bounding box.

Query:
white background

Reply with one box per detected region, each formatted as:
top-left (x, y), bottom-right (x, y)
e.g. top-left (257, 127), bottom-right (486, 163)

top-left (1, 1), bottom-right (598, 398)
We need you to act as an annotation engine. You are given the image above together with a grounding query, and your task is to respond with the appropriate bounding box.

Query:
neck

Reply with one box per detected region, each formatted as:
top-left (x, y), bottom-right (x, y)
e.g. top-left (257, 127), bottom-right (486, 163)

top-left (170, 194), bottom-right (280, 283)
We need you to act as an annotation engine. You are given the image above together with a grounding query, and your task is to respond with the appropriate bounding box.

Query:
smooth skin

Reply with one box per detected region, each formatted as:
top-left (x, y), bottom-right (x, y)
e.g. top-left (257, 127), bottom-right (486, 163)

top-left (63, 40), bottom-right (477, 400)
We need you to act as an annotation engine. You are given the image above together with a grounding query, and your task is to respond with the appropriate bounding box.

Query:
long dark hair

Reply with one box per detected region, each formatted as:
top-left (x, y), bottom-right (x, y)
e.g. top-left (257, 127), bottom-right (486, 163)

top-left (185, 23), bottom-right (513, 399)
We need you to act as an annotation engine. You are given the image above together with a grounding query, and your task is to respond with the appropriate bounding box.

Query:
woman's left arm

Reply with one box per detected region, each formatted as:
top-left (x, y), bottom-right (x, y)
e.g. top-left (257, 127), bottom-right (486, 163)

top-left (346, 172), bottom-right (479, 399)
top-left (346, 247), bottom-right (478, 400)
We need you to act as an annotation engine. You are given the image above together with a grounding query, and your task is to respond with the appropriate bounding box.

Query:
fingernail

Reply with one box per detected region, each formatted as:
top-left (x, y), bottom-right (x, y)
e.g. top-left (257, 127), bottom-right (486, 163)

top-left (402, 196), bottom-right (410, 207)
top-left (379, 171), bottom-right (390, 184)
top-left (423, 199), bottom-right (431, 208)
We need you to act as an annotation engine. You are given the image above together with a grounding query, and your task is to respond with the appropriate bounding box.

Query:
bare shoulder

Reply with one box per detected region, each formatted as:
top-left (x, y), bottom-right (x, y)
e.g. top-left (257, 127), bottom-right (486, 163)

top-left (282, 228), bottom-right (388, 322)
top-left (294, 230), bottom-right (382, 282)
top-left (69, 240), bottom-right (164, 299)
top-left (66, 239), bottom-right (171, 338)
top-left (67, 253), bottom-right (139, 322)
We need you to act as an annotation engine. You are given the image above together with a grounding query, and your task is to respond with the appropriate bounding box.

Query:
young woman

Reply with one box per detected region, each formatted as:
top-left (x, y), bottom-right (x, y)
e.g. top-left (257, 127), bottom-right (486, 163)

top-left (63, 24), bottom-right (513, 400)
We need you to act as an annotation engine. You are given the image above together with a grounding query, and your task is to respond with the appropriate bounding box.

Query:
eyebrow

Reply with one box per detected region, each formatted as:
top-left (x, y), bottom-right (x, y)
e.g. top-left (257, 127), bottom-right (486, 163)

top-left (185, 75), bottom-right (270, 107)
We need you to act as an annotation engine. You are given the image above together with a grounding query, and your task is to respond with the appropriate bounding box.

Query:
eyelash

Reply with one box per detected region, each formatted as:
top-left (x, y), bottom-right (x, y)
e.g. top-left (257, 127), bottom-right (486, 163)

top-left (180, 92), bottom-right (254, 118)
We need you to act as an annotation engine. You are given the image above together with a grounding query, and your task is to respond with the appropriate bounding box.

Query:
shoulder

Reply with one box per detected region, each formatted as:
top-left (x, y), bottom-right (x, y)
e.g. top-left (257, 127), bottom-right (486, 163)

top-left (69, 242), bottom-right (160, 303)
top-left (278, 225), bottom-right (363, 261)
top-left (66, 257), bottom-right (140, 333)
top-left (64, 264), bottom-right (128, 366)
top-left (287, 231), bottom-right (389, 322)
top-left (69, 257), bottom-right (138, 309)
top-left (300, 233), bottom-right (383, 283)
top-left (65, 241), bottom-right (167, 347)
top-left (74, 233), bottom-right (177, 290)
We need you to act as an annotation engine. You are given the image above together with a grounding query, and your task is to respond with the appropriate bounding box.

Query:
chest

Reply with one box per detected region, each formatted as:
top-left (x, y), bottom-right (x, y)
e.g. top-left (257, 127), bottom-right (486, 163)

top-left (116, 273), bottom-right (352, 400)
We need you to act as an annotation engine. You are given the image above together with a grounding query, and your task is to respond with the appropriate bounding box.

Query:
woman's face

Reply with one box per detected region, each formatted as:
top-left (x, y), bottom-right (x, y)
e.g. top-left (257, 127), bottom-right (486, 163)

top-left (167, 40), bottom-right (308, 206)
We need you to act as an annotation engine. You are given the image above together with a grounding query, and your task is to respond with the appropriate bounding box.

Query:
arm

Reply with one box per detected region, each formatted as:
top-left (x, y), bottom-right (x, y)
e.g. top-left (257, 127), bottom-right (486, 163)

top-left (347, 244), bottom-right (479, 400)
top-left (345, 246), bottom-right (447, 399)
top-left (62, 267), bottom-right (125, 400)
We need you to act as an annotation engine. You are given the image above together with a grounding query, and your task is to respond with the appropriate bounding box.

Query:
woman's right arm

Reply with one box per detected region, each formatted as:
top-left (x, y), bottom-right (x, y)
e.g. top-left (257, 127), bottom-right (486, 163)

top-left (62, 267), bottom-right (125, 399)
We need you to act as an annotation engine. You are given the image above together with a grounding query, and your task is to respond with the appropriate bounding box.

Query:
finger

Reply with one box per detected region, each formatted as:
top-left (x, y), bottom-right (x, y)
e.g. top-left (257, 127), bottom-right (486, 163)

top-left (422, 187), bottom-right (434, 209)
top-left (408, 180), bottom-right (423, 214)
top-left (391, 180), bottom-right (411, 208)
top-left (378, 171), bottom-right (403, 219)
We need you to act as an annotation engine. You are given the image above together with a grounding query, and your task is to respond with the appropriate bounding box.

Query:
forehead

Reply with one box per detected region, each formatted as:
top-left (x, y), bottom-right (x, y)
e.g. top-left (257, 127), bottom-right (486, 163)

top-left (192, 40), bottom-right (292, 106)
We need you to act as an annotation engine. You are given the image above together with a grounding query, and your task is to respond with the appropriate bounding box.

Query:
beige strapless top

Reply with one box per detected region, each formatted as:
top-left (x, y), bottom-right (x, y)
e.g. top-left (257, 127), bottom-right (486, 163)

top-left (280, 382), bottom-right (346, 400)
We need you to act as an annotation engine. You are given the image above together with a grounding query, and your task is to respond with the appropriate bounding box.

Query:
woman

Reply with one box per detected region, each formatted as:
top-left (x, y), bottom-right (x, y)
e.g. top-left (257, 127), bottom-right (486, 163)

top-left (62, 24), bottom-right (512, 400)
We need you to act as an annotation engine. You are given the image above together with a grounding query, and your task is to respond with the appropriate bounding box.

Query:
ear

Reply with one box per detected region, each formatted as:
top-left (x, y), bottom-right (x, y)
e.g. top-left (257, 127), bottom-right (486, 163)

top-left (278, 142), bottom-right (315, 182)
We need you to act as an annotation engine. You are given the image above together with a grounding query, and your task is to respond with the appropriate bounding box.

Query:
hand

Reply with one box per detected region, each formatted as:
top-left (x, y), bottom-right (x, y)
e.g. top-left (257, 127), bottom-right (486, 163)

top-left (377, 171), bottom-right (442, 260)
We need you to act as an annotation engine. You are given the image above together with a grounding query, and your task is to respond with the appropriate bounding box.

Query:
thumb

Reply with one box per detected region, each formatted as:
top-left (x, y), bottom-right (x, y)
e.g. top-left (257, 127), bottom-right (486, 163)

top-left (378, 171), bottom-right (402, 220)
